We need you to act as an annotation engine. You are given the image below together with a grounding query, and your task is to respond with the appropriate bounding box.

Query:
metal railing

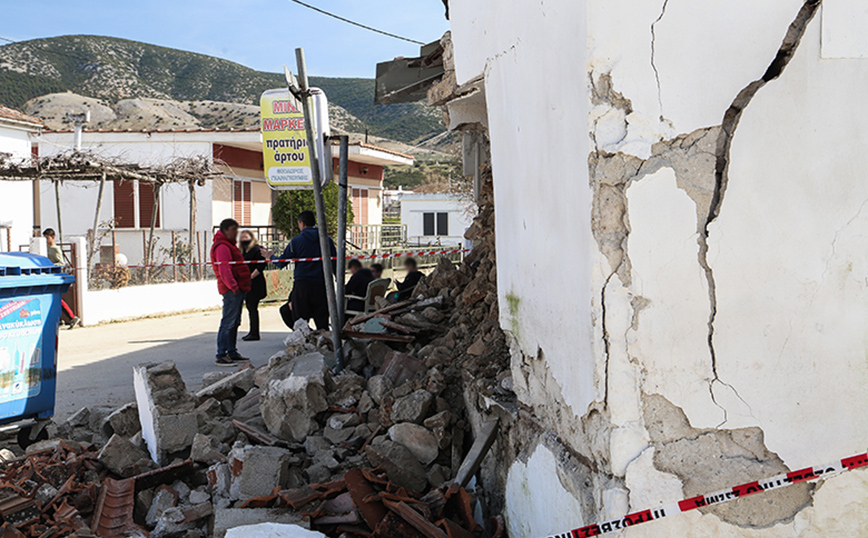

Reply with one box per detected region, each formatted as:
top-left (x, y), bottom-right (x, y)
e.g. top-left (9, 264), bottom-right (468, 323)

top-left (348, 224), bottom-right (407, 250)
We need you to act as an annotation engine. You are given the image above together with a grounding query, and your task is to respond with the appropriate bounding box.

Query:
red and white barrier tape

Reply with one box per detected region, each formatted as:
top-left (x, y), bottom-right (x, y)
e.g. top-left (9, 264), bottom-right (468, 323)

top-left (105, 248), bottom-right (469, 270)
top-left (545, 450), bottom-right (868, 537)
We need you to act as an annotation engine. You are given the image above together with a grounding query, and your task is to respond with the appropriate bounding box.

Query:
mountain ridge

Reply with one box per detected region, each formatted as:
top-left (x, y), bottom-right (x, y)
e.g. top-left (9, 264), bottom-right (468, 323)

top-left (0, 34), bottom-right (444, 143)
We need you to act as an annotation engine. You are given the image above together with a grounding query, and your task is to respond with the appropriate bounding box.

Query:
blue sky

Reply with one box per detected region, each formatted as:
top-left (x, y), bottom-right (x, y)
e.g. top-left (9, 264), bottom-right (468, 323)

top-left (0, 0), bottom-right (449, 78)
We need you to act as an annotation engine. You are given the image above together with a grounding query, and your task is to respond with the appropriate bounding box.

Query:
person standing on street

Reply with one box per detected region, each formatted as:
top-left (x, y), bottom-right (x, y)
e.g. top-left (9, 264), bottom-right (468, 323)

top-left (43, 228), bottom-right (80, 327)
top-left (239, 230), bottom-right (267, 341)
top-left (268, 210), bottom-right (336, 330)
top-left (211, 219), bottom-right (251, 366)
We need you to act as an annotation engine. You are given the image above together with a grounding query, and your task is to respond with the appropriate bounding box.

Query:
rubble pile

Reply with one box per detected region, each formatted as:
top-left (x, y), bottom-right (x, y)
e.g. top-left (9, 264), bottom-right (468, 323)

top-left (0, 176), bottom-right (512, 537)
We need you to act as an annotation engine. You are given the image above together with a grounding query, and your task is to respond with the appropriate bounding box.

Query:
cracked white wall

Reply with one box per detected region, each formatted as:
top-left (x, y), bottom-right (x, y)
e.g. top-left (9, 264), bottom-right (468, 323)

top-left (448, 0), bottom-right (868, 536)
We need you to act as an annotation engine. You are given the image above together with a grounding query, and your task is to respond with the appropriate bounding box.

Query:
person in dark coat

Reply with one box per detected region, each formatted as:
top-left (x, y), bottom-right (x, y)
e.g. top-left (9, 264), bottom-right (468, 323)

top-left (345, 259), bottom-right (375, 314)
top-left (239, 230), bottom-right (267, 341)
top-left (395, 257), bottom-right (424, 300)
top-left (268, 210), bottom-right (336, 330)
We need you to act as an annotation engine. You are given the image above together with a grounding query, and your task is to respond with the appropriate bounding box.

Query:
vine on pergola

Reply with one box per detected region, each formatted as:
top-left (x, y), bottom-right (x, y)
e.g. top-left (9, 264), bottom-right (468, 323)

top-left (0, 151), bottom-right (221, 273)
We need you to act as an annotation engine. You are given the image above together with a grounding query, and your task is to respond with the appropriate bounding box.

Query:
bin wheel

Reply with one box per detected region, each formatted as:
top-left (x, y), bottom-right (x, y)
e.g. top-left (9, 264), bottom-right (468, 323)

top-left (17, 426), bottom-right (49, 450)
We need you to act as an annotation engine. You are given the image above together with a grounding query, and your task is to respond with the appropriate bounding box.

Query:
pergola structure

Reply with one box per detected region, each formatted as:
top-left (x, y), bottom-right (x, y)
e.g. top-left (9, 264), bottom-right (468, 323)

top-left (0, 151), bottom-right (221, 271)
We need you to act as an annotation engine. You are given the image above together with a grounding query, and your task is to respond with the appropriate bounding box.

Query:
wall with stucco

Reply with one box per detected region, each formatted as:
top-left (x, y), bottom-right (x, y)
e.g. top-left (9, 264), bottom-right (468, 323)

top-left (446, 0), bottom-right (868, 536)
top-left (0, 126), bottom-right (36, 251)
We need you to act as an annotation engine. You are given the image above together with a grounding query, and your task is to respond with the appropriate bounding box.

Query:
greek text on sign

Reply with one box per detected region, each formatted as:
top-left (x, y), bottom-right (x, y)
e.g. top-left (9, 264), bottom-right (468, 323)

top-left (260, 88), bottom-right (312, 189)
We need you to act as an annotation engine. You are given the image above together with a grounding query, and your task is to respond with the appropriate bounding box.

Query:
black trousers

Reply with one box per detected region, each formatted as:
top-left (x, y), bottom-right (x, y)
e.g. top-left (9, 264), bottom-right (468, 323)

top-left (281, 281), bottom-right (330, 330)
top-left (245, 295), bottom-right (261, 337)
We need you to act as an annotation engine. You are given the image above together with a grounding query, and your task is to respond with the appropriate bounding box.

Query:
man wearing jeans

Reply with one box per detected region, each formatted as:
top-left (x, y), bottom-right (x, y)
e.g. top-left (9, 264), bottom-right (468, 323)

top-left (210, 219), bottom-right (252, 366)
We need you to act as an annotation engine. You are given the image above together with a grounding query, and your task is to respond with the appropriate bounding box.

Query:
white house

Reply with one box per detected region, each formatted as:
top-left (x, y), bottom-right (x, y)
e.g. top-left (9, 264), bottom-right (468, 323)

top-left (37, 128), bottom-right (268, 263)
top-left (434, 0), bottom-right (868, 536)
top-left (397, 191), bottom-right (474, 247)
top-left (35, 130), bottom-right (413, 262)
top-left (0, 105), bottom-right (42, 252)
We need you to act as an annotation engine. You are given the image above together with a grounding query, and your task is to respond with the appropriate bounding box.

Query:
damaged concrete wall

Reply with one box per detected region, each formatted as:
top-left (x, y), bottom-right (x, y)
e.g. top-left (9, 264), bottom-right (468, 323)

top-left (446, 0), bottom-right (868, 536)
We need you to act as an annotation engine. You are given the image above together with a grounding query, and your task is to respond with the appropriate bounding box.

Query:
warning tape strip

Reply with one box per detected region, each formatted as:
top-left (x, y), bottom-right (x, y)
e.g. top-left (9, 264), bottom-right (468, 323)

top-left (107, 248), bottom-right (469, 270)
top-left (545, 450), bottom-right (868, 538)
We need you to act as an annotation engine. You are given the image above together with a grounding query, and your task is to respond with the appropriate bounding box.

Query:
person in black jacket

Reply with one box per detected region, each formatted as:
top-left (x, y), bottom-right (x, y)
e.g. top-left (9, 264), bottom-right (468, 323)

top-left (395, 257), bottom-right (424, 300)
top-left (345, 259), bottom-right (375, 314)
top-left (239, 230), bottom-right (267, 341)
top-left (266, 211), bottom-right (336, 330)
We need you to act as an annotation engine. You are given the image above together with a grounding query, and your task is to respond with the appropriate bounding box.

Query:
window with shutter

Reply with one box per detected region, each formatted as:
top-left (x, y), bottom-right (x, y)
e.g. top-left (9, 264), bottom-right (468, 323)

top-left (113, 180), bottom-right (136, 228)
top-left (139, 182), bottom-right (160, 228)
top-left (234, 181), bottom-right (243, 222)
top-left (423, 213), bottom-right (435, 236)
top-left (243, 181), bottom-right (252, 226)
top-left (436, 212), bottom-right (449, 236)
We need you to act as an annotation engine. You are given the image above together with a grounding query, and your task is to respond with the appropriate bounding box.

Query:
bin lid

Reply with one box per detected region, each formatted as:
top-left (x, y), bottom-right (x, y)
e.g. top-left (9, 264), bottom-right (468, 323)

top-left (0, 252), bottom-right (75, 286)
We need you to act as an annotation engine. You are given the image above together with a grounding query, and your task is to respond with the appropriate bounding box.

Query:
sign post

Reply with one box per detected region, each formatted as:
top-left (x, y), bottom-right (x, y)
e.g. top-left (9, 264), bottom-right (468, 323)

top-left (294, 48), bottom-right (343, 371)
top-left (335, 136), bottom-right (349, 329)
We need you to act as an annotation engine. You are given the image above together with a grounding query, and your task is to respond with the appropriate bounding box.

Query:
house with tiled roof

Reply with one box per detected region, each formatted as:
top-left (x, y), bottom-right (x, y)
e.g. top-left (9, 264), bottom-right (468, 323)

top-left (0, 104), bottom-right (43, 252)
top-left (36, 128), bottom-right (412, 264)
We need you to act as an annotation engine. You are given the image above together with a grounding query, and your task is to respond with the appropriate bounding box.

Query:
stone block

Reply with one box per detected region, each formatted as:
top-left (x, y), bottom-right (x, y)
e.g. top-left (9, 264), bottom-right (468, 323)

top-left (260, 352), bottom-right (330, 442)
top-left (391, 390), bottom-right (434, 424)
top-left (228, 446), bottom-right (295, 501)
top-left (98, 434), bottom-right (157, 478)
top-left (388, 423), bottom-right (439, 466)
top-left (365, 441), bottom-right (428, 493)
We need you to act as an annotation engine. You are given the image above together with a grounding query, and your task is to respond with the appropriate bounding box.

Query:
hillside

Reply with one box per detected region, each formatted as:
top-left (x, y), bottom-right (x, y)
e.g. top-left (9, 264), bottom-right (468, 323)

top-left (0, 35), bottom-right (443, 143)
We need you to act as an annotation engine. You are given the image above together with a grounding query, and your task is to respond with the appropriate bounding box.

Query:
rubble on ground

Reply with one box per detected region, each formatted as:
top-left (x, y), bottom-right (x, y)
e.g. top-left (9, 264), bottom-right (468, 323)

top-left (0, 180), bottom-right (511, 537)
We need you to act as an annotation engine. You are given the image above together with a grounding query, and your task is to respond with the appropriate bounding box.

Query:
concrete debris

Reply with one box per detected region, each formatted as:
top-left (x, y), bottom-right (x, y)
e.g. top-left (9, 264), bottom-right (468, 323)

top-left (98, 433), bottom-right (158, 477)
top-left (260, 352), bottom-right (330, 442)
top-left (1, 175), bottom-right (509, 538)
top-left (227, 445), bottom-right (296, 501)
top-left (134, 361), bottom-right (199, 463)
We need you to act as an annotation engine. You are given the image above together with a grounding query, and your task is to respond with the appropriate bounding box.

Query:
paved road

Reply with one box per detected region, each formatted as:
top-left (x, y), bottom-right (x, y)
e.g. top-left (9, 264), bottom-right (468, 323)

top-left (54, 305), bottom-right (288, 420)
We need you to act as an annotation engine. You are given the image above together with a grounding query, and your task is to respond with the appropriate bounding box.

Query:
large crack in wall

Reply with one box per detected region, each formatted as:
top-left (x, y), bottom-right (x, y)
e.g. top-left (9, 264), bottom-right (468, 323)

top-left (587, 0), bottom-right (823, 527)
top-left (700, 0), bottom-right (822, 423)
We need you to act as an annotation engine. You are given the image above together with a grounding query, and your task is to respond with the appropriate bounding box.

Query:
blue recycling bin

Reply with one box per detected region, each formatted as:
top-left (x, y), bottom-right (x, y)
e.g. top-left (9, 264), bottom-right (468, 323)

top-left (0, 252), bottom-right (74, 428)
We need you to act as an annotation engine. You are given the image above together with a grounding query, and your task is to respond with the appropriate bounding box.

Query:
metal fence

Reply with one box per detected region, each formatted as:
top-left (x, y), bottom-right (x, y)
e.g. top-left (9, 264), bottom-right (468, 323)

top-left (87, 229), bottom-right (215, 290)
top-left (82, 223), bottom-right (462, 291)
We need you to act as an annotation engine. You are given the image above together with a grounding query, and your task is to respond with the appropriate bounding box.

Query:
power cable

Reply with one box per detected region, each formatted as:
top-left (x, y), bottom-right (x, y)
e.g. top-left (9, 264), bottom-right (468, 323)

top-left (287, 0), bottom-right (425, 45)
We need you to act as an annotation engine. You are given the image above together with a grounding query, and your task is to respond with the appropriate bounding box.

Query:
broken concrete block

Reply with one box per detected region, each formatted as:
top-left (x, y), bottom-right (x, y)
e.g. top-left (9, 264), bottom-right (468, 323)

top-left (197, 367), bottom-right (255, 402)
top-left (228, 446), bottom-right (295, 501)
top-left (303, 436), bottom-right (331, 456)
top-left (366, 375), bottom-right (393, 406)
top-left (365, 441), bottom-right (428, 493)
top-left (304, 464), bottom-right (331, 485)
top-left (326, 413), bottom-right (360, 430)
top-left (98, 434), bottom-right (157, 478)
top-left (104, 403), bottom-right (140, 438)
top-left (146, 486), bottom-right (178, 527)
top-left (214, 509), bottom-right (309, 538)
top-left (283, 319), bottom-right (312, 347)
top-left (232, 387), bottom-right (261, 423)
top-left (152, 502), bottom-right (212, 538)
top-left (388, 423), bottom-right (439, 466)
top-left (134, 362), bottom-right (199, 463)
top-left (191, 433), bottom-right (225, 464)
top-left (326, 373), bottom-right (366, 408)
top-left (378, 351), bottom-right (426, 386)
top-left (391, 390), bottom-right (434, 424)
top-left (323, 426), bottom-right (354, 445)
top-left (207, 463), bottom-right (232, 498)
top-left (202, 371), bottom-right (232, 388)
top-left (358, 392), bottom-right (374, 413)
top-left (365, 341), bottom-right (392, 369)
top-left (189, 488), bottom-right (210, 505)
top-left (260, 352), bottom-right (330, 442)
top-left (197, 398), bottom-right (223, 419)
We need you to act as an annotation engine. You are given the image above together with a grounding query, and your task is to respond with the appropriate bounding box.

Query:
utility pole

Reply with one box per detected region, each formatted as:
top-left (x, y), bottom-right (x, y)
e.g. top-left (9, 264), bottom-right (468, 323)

top-left (295, 48), bottom-right (344, 371)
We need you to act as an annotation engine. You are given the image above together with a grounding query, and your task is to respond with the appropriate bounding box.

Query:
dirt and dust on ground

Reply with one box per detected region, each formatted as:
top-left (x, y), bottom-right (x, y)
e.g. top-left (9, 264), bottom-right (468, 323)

top-left (0, 174), bottom-right (514, 538)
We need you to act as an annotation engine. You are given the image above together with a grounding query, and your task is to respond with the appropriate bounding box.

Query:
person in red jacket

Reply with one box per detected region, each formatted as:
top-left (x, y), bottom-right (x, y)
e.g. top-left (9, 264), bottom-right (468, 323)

top-left (211, 219), bottom-right (252, 366)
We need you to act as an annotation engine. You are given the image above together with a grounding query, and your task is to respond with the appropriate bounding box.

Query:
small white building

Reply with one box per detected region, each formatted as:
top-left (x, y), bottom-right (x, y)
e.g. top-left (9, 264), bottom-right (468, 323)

top-left (398, 191), bottom-right (475, 247)
top-left (0, 105), bottom-right (43, 252)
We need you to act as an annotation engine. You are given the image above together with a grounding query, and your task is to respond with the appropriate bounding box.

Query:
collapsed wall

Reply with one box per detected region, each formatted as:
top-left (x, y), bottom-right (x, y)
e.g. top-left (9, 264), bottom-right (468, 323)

top-left (438, 0), bottom-right (868, 536)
